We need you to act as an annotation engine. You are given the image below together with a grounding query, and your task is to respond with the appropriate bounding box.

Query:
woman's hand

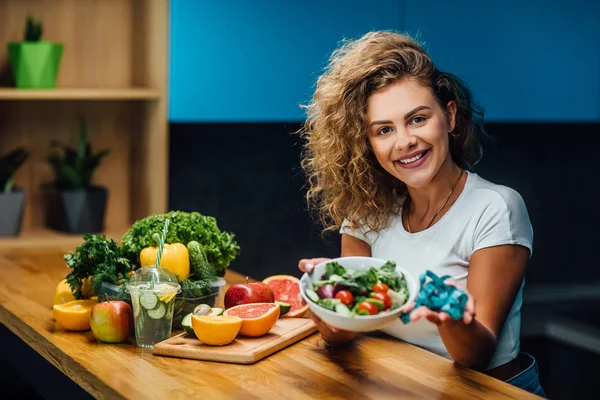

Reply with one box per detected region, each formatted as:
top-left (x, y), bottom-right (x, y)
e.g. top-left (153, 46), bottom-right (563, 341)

top-left (298, 257), bottom-right (355, 346)
top-left (403, 279), bottom-right (476, 326)
top-left (298, 257), bottom-right (331, 273)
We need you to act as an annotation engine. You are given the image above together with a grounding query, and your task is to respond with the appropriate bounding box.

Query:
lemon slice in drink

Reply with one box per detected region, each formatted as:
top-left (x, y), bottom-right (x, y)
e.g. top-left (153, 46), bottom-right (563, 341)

top-left (158, 290), bottom-right (177, 303)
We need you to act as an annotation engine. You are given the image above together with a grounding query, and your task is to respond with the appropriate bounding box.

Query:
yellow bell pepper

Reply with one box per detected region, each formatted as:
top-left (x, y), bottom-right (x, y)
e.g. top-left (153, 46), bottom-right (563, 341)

top-left (140, 243), bottom-right (190, 281)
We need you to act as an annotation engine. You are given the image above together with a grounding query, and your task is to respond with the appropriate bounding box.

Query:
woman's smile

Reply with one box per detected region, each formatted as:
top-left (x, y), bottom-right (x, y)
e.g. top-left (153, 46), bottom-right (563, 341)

top-left (394, 149), bottom-right (431, 170)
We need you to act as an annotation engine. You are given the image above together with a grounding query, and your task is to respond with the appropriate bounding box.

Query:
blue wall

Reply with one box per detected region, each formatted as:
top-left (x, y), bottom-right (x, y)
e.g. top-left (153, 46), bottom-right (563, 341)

top-left (404, 0), bottom-right (600, 122)
top-left (169, 0), bottom-right (600, 122)
top-left (169, 0), bottom-right (402, 122)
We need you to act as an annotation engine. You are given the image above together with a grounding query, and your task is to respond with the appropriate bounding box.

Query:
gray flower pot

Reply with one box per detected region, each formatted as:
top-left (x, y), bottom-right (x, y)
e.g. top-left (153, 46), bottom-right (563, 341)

top-left (46, 186), bottom-right (108, 234)
top-left (0, 188), bottom-right (25, 237)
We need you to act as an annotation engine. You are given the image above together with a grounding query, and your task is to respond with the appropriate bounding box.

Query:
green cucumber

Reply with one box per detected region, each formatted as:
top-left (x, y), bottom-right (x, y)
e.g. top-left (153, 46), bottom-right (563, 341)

top-left (305, 288), bottom-right (319, 303)
top-left (276, 302), bottom-right (291, 316)
top-left (209, 307), bottom-right (224, 316)
top-left (181, 313), bottom-right (194, 335)
top-left (140, 293), bottom-right (159, 310)
top-left (335, 303), bottom-right (351, 317)
top-left (147, 302), bottom-right (166, 319)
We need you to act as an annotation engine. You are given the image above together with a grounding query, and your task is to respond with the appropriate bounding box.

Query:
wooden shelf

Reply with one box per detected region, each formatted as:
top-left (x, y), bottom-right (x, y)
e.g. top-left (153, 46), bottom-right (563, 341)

top-left (0, 228), bottom-right (125, 252)
top-left (0, 88), bottom-right (162, 101)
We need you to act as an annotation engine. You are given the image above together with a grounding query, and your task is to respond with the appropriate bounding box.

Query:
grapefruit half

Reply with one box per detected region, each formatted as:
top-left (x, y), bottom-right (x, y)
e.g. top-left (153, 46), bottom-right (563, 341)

top-left (263, 275), bottom-right (308, 317)
top-left (223, 303), bottom-right (279, 337)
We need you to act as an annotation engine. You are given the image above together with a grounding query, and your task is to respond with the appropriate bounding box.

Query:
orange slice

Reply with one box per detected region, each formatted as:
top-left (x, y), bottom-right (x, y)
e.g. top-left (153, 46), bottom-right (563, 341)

top-left (52, 299), bottom-right (97, 331)
top-left (191, 315), bottom-right (242, 346)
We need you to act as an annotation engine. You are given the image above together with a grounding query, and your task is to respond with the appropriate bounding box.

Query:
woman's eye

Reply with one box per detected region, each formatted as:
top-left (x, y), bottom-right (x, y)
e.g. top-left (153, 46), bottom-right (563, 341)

top-left (410, 116), bottom-right (426, 125)
top-left (378, 126), bottom-right (393, 135)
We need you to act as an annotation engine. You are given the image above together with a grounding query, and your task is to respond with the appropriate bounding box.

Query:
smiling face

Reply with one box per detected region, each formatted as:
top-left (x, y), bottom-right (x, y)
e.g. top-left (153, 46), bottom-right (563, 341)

top-left (366, 79), bottom-right (457, 189)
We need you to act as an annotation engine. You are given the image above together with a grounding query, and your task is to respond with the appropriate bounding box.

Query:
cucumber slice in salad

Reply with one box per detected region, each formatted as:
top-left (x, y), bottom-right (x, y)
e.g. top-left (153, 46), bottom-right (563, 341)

top-left (147, 302), bottom-right (166, 319)
top-left (335, 303), bottom-right (351, 317)
top-left (305, 288), bottom-right (319, 303)
top-left (140, 293), bottom-right (159, 310)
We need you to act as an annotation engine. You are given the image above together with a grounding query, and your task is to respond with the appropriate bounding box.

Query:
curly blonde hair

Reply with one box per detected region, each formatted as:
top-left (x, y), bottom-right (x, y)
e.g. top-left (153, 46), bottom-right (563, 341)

top-left (300, 31), bottom-right (485, 235)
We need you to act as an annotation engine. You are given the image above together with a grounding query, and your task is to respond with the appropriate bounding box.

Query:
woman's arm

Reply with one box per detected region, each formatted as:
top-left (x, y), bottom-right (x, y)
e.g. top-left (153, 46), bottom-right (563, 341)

top-left (341, 233), bottom-right (371, 257)
top-left (298, 234), bottom-right (371, 347)
top-left (435, 244), bottom-right (529, 370)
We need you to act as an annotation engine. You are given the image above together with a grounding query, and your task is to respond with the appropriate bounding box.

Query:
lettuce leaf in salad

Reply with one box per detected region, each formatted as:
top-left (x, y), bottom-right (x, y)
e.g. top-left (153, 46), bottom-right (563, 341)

top-left (317, 298), bottom-right (342, 311)
top-left (376, 261), bottom-right (407, 292)
top-left (346, 267), bottom-right (379, 290)
top-left (324, 261), bottom-right (346, 279)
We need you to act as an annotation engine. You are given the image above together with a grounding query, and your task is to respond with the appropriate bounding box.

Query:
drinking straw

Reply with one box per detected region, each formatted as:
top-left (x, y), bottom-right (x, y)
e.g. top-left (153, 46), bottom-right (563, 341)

top-left (150, 219), bottom-right (170, 289)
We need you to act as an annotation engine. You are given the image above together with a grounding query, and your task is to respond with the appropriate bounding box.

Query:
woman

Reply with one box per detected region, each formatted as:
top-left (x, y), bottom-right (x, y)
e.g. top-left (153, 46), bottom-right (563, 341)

top-left (298, 31), bottom-right (545, 397)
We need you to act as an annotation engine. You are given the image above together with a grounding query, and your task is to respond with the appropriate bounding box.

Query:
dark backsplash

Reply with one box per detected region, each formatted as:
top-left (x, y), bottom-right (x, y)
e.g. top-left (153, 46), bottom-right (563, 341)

top-left (169, 122), bottom-right (600, 283)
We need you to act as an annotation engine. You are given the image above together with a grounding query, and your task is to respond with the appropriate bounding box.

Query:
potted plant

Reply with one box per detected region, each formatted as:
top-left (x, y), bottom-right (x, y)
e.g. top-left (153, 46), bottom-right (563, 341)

top-left (0, 147), bottom-right (29, 236)
top-left (45, 117), bottom-right (110, 234)
top-left (7, 14), bottom-right (64, 89)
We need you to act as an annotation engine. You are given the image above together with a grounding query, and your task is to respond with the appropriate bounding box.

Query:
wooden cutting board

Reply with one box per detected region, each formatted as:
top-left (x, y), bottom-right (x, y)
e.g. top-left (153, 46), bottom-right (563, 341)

top-left (152, 318), bottom-right (318, 364)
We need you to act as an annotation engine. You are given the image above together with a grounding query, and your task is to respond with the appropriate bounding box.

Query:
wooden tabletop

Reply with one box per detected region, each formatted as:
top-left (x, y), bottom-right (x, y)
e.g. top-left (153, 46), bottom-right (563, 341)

top-left (0, 250), bottom-right (539, 399)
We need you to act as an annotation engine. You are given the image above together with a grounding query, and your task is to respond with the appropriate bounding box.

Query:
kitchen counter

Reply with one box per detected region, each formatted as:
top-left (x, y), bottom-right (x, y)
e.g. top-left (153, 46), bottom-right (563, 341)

top-left (0, 250), bottom-right (539, 399)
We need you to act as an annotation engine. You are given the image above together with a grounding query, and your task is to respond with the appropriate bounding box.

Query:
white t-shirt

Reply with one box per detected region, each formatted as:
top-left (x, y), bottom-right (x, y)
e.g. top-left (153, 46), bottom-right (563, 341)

top-left (340, 171), bottom-right (533, 369)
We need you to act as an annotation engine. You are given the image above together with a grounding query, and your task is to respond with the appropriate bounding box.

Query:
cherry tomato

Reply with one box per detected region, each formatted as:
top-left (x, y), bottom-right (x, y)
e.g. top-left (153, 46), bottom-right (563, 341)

top-left (356, 301), bottom-right (379, 315)
top-left (372, 292), bottom-right (392, 310)
top-left (334, 290), bottom-right (354, 306)
top-left (372, 282), bottom-right (389, 294)
top-left (128, 271), bottom-right (135, 277)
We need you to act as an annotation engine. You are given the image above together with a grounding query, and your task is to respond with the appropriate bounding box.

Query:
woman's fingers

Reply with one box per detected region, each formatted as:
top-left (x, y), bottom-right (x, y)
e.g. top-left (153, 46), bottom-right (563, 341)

top-left (444, 278), bottom-right (476, 324)
top-left (402, 301), bottom-right (416, 313)
top-left (298, 257), bottom-right (331, 273)
top-left (409, 305), bottom-right (428, 322)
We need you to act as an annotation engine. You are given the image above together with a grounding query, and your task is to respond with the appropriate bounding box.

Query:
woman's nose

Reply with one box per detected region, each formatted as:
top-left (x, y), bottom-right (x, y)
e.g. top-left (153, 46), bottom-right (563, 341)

top-left (394, 129), bottom-right (417, 150)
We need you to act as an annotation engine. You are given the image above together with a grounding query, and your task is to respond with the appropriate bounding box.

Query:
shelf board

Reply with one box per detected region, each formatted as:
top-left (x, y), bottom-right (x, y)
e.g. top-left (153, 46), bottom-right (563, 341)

top-left (0, 228), bottom-right (124, 252)
top-left (0, 88), bottom-right (161, 101)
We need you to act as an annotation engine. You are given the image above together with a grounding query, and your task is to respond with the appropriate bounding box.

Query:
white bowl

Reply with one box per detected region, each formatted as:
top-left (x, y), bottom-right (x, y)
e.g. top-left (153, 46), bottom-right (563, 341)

top-left (300, 256), bottom-right (418, 332)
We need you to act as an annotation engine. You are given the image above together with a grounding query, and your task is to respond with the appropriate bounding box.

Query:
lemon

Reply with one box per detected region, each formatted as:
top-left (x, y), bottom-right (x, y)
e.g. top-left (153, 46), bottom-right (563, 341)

top-left (53, 279), bottom-right (76, 305)
top-left (191, 315), bottom-right (242, 346)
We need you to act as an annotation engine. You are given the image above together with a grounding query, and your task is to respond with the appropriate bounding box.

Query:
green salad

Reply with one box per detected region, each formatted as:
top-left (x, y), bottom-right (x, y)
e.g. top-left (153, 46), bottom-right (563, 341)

top-left (305, 260), bottom-right (409, 317)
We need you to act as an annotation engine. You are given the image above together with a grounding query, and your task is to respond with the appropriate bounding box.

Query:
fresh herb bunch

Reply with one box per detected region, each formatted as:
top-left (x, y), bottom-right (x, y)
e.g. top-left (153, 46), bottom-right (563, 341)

top-left (0, 147), bottom-right (29, 194)
top-left (64, 234), bottom-right (132, 299)
top-left (46, 117), bottom-right (110, 190)
top-left (120, 211), bottom-right (240, 276)
top-left (24, 14), bottom-right (43, 42)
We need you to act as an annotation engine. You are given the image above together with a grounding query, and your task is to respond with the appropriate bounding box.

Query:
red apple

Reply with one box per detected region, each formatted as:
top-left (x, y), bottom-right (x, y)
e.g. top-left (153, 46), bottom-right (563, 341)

top-left (224, 278), bottom-right (274, 309)
top-left (89, 300), bottom-right (133, 343)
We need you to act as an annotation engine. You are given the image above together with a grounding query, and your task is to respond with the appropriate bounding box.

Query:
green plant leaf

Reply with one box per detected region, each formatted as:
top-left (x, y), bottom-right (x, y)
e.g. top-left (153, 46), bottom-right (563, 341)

top-left (60, 164), bottom-right (83, 190)
top-left (3, 176), bottom-right (14, 194)
top-left (0, 147), bottom-right (29, 190)
top-left (77, 118), bottom-right (88, 161)
top-left (49, 140), bottom-right (77, 166)
top-left (24, 14), bottom-right (43, 42)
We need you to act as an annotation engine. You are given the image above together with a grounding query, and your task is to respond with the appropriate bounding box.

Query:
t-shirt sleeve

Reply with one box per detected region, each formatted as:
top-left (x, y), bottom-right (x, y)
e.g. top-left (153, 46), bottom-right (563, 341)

top-left (473, 188), bottom-right (534, 258)
top-left (339, 218), bottom-right (372, 246)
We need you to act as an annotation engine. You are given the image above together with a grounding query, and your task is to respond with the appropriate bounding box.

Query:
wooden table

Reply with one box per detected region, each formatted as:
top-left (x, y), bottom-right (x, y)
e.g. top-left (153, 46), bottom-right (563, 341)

top-left (0, 250), bottom-right (539, 399)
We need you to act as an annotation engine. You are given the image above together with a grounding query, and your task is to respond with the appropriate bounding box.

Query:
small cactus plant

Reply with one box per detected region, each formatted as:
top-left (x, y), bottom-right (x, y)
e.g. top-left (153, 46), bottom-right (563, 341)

top-left (24, 14), bottom-right (43, 42)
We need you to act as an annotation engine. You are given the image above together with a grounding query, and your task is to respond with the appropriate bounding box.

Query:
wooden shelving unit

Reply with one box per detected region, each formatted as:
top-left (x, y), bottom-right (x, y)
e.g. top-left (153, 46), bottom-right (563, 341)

top-left (0, 88), bottom-right (162, 100)
top-left (0, 0), bottom-right (169, 251)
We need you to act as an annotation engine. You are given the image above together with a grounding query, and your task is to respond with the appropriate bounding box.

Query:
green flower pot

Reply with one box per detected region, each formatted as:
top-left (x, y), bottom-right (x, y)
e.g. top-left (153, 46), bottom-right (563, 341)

top-left (7, 41), bottom-right (64, 89)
